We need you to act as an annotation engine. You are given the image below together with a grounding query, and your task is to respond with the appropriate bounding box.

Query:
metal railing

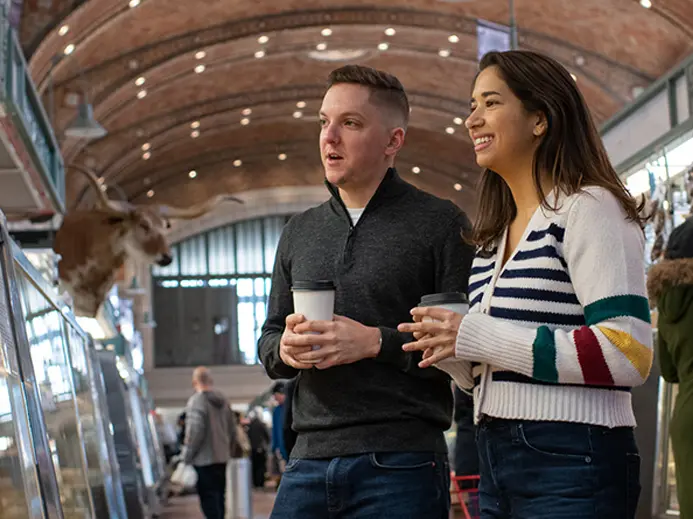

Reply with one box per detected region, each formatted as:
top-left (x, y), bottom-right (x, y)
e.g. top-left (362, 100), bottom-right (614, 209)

top-left (1, 9), bottom-right (65, 213)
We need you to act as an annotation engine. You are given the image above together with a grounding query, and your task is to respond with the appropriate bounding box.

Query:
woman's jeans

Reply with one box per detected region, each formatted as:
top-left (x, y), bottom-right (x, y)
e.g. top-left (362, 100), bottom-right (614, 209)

top-left (476, 417), bottom-right (641, 519)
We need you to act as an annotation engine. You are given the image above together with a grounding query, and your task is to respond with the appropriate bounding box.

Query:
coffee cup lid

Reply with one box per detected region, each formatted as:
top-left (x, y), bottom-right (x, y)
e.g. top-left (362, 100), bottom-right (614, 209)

top-left (291, 280), bottom-right (335, 291)
top-left (419, 292), bottom-right (468, 307)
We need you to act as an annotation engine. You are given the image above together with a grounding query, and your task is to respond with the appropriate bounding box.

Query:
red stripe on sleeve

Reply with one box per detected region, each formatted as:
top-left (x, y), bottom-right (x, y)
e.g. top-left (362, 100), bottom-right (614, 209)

top-left (573, 327), bottom-right (614, 386)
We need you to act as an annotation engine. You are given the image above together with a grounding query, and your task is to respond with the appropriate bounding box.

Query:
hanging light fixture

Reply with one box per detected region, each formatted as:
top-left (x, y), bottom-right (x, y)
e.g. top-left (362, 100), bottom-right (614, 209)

top-left (65, 97), bottom-right (107, 139)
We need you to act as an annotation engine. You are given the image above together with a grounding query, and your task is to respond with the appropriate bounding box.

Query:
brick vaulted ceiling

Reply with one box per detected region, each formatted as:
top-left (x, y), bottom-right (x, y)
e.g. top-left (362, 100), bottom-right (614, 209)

top-left (20, 0), bottom-right (693, 215)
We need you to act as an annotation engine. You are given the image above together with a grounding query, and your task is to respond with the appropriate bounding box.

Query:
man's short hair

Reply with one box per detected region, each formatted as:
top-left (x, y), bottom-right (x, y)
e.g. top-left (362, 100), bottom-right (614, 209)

top-left (193, 366), bottom-right (213, 386)
top-left (326, 64), bottom-right (410, 129)
top-left (272, 382), bottom-right (286, 395)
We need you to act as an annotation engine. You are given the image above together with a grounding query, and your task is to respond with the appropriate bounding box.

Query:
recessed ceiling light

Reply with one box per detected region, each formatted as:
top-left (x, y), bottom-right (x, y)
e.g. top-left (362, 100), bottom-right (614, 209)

top-left (242, 108), bottom-right (252, 116)
top-left (278, 153), bottom-right (287, 161)
top-left (378, 42), bottom-right (389, 51)
top-left (258, 35), bottom-right (269, 44)
top-left (412, 166), bottom-right (421, 174)
top-left (189, 170), bottom-right (197, 179)
top-left (135, 76), bottom-right (145, 86)
top-left (321, 28), bottom-right (332, 37)
top-left (575, 55), bottom-right (586, 66)
top-left (454, 183), bottom-right (462, 191)
top-left (240, 118), bottom-right (250, 126)
top-left (316, 43), bottom-right (327, 51)
top-left (194, 64), bottom-right (206, 73)
top-left (640, 0), bottom-right (652, 8)
top-left (453, 117), bottom-right (463, 125)
top-left (191, 130), bottom-right (200, 138)
top-left (448, 34), bottom-right (460, 43)
top-left (59, 25), bottom-right (69, 36)
top-left (64, 43), bottom-right (75, 55)
top-left (141, 142), bottom-right (151, 151)
top-left (296, 101), bottom-right (306, 108)
top-left (147, 189), bottom-right (154, 198)
top-left (137, 89), bottom-right (147, 99)
top-left (233, 159), bottom-right (242, 167)
top-left (195, 51), bottom-right (206, 60)
top-left (293, 111), bottom-right (303, 119)
top-left (142, 151), bottom-right (151, 160)
top-left (445, 127), bottom-right (455, 134)
top-left (385, 28), bottom-right (396, 36)
top-left (191, 121), bottom-right (200, 129)
top-left (254, 50), bottom-right (266, 59)
top-left (439, 49), bottom-right (451, 58)
top-left (129, 0), bottom-right (140, 7)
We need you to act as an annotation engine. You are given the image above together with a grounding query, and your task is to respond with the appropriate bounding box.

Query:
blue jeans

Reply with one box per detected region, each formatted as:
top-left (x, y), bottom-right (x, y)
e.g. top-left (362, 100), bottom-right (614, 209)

top-left (270, 452), bottom-right (450, 519)
top-left (477, 418), bottom-right (641, 518)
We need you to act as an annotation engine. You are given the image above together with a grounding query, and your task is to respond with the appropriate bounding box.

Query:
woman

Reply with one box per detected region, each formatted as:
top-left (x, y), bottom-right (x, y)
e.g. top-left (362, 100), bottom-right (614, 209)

top-left (647, 217), bottom-right (693, 518)
top-left (398, 50), bottom-right (652, 518)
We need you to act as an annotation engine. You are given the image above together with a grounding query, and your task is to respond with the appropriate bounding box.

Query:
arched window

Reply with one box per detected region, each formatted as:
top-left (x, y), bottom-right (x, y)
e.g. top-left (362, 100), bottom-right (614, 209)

top-left (151, 215), bottom-right (292, 367)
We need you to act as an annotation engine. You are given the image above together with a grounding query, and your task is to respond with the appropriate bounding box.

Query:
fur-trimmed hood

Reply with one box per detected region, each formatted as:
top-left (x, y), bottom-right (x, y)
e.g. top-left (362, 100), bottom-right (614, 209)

top-left (647, 258), bottom-right (693, 314)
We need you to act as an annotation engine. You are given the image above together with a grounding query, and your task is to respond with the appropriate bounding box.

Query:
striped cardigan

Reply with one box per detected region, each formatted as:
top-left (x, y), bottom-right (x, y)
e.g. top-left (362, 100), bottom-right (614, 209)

top-left (438, 187), bottom-right (653, 428)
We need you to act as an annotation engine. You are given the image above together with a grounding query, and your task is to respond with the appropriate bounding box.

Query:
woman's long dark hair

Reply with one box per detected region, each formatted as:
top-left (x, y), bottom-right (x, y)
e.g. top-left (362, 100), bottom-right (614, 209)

top-left (472, 50), bottom-right (645, 251)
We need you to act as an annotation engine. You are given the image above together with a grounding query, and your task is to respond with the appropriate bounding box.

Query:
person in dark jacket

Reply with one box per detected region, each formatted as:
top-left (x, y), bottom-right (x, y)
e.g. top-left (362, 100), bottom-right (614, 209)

top-left (183, 367), bottom-right (237, 519)
top-left (647, 216), bottom-right (693, 519)
top-left (282, 378), bottom-right (298, 457)
top-left (258, 64), bottom-right (474, 519)
top-left (247, 410), bottom-right (270, 489)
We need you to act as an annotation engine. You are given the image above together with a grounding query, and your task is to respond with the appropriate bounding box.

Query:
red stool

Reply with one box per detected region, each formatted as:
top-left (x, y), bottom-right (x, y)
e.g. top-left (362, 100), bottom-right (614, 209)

top-left (451, 474), bottom-right (480, 519)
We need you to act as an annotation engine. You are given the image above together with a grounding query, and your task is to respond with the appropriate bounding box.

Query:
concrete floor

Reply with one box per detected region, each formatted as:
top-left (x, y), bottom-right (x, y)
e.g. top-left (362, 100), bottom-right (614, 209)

top-left (159, 490), bottom-right (277, 519)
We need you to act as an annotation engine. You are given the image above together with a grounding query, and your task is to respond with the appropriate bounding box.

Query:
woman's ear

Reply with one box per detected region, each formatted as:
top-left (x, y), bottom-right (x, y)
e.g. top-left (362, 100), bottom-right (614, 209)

top-left (533, 113), bottom-right (548, 137)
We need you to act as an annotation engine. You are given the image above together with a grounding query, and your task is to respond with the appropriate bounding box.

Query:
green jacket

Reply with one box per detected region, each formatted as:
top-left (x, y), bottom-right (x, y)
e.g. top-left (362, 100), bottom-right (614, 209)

top-left (648, 258), bottom-right (693, 395)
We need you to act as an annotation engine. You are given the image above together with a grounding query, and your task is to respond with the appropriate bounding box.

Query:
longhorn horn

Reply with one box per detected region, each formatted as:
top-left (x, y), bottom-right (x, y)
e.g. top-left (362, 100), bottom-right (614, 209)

top-left (154, 194), bottom-right (244, 220)
top-left (70, 165), bottom-right (128, 214)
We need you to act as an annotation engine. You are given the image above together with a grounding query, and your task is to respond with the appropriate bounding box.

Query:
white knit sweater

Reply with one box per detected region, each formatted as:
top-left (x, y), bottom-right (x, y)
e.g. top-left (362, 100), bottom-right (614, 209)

top-left (438, 187), bottom-right (653, 428)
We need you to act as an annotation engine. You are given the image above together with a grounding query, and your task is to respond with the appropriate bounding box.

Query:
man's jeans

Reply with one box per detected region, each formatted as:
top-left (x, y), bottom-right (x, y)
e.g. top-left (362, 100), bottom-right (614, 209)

top-left (194, 463), bottom-right (227, 519)
top-left (477, 418), bottom-right (641, 519)
top-left (270, 452), bottom-right (450, 519)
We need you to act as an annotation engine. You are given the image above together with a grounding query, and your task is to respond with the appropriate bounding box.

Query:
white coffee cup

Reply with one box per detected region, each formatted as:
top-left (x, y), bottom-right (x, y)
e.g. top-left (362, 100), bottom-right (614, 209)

top-left (418, 292), bottom-right (469, 319)
top-left (291, 281), bottom-right (335, 352)
top-left (291, 280), bottom-right (336, 321)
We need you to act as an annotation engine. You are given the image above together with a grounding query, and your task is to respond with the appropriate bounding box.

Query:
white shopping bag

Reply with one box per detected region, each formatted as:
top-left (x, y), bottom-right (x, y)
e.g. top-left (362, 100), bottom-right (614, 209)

top-left (170, 462), bottom-right (197, 489)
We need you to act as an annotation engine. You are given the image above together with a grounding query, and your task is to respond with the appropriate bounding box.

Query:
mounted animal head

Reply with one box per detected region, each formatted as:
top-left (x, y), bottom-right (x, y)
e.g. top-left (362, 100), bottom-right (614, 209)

top-left (53, 167), bottom-right (242, 317)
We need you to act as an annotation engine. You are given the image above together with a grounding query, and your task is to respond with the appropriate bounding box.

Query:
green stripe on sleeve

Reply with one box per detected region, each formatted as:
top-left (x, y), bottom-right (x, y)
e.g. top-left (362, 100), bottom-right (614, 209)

top-left (533, 326), bottom-right (558, 383)
top-left (584, 295), bottom-right (651, 326)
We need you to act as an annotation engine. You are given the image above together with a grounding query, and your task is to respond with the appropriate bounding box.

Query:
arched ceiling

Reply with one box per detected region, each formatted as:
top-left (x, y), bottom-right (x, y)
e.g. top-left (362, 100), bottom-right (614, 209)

top-left (19, 0), bottom-right (693, 215)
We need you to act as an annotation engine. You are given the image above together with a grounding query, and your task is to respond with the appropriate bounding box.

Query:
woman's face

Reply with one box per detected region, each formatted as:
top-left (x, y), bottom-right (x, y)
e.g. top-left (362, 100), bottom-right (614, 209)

top-left (465, 66), bottom-right (545, 176)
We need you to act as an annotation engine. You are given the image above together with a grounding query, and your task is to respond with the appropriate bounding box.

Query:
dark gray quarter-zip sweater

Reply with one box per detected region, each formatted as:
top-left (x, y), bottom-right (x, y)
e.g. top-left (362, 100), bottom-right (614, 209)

top-left (258, 168), bottom-right (474, 458)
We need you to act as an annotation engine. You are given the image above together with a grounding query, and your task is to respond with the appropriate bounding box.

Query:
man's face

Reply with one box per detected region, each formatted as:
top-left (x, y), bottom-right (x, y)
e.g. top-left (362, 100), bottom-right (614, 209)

top-left (319, 83), bottom-right (400, 188)
top-left (274, 392), bottom-right (285, 405)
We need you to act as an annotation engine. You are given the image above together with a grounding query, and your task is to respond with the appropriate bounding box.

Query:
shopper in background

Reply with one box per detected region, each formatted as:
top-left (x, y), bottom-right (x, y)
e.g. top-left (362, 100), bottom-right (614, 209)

top-left (399, 50), bottom-right (652, 518)
top-left (648, 216), bottom-right (693, 519)
top-left (258, 64), bottom-right (473, 519)
top-left (183, 367), bottom-right (237, 519)
top-left (282, 378), bottom-right (298, 456)
top-left (270, 382), bottom-right (288, 484)
top-left (247, 409), bottom-right (271, 489)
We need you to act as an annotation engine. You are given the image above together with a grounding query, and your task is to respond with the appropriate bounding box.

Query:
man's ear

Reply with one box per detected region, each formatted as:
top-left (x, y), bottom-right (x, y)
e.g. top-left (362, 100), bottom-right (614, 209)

top-left (385, 127), bottom-right (406, 157)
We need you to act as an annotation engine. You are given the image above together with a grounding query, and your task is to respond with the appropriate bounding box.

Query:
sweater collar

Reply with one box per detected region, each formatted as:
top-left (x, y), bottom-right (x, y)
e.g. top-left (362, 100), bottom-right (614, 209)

top-left (325, 167), bottom-right (407, 219)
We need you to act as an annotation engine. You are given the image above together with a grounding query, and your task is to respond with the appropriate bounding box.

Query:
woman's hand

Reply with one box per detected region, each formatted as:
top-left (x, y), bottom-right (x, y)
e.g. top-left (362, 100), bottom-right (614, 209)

top-left (398, 307), bottom-right (464, 368)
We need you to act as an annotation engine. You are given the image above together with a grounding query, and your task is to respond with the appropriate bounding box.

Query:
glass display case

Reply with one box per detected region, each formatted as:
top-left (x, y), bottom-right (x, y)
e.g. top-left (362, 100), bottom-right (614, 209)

top-left (654, 379), bottom-right (680, 518)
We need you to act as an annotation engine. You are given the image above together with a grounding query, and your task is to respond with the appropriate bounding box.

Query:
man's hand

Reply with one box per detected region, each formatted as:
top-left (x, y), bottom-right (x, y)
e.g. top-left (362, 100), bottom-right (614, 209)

top-left (279, 314), bottom-right (315, 369)
top-left (285, 315), bottom-right (381, 370)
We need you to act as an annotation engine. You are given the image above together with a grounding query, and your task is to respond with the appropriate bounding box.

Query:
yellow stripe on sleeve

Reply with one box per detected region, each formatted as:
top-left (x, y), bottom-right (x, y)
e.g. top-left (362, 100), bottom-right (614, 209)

top-left (597, 326), bottom-right (653, 379)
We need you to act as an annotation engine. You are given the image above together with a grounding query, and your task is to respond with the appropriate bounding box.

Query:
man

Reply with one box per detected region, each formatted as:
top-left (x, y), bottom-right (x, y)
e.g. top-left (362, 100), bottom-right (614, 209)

top-left (183, 367), bottom-right (237, 519)
top-left (258, 64), bottom-right (474, 518)
top-left (247, 409), bottom-right (270, 489)
top-left (281, 378), bottom-right (298, 456)
top-left (270, 382), bottom-right (288, 484)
